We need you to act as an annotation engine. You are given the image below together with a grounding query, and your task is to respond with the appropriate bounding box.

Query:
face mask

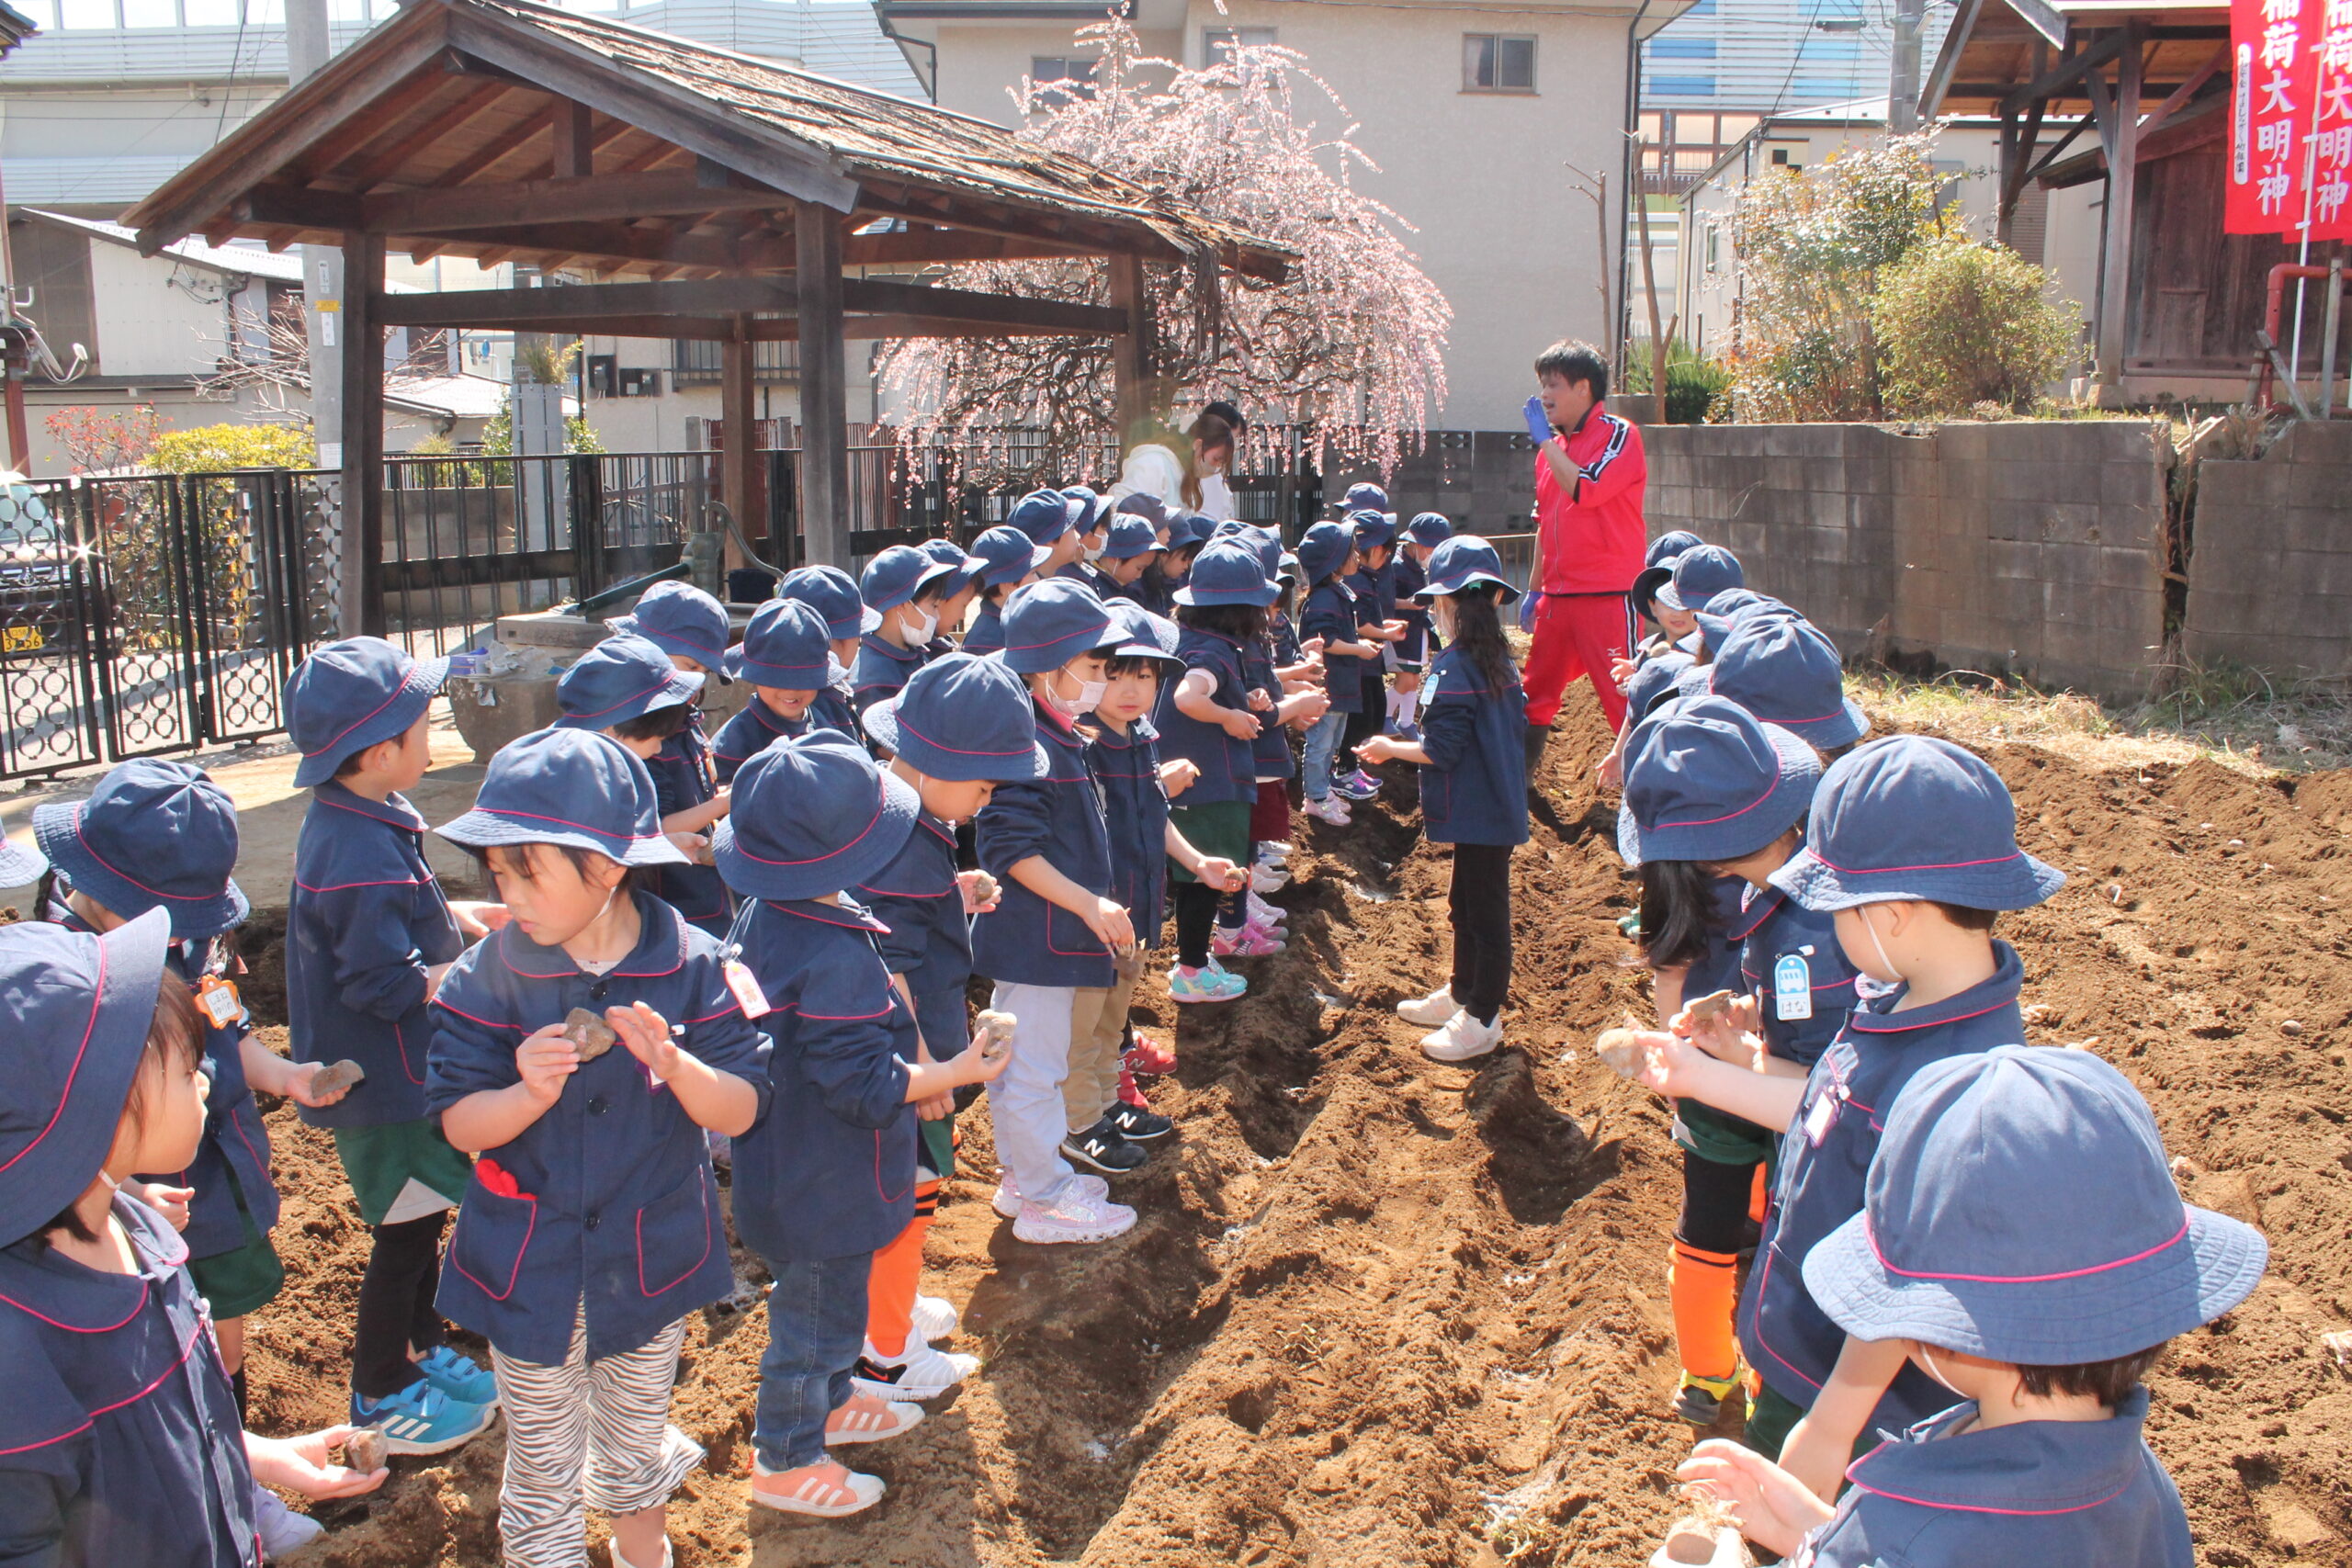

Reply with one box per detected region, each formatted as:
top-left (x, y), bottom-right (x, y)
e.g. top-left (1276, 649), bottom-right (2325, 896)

top-left (1082, 541), bottom-right (1104, 564)
top-left (1859, 903), bottom-right (1901, 980)
top-left (901, 604), bottom-right (938, 642)
top-left (1915, 1343), bottom-right (1963, 1395)
top-left (1044, 667), bottom-right (1108, 716)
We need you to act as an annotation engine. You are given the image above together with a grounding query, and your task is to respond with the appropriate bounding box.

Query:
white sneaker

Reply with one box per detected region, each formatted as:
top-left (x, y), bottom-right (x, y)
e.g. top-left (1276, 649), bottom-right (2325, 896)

top-left (1012, 1188), bottom-right (1137, 1244)
top-left (1396, 984), bottom-right (1458, 1027)
top-left (609, 1536), bottom-right (674, 1568)
top-left (1250, 863), bottom-right (1289, 893)
top-left (1246, 890), bottom-right (1288, 927)
top-left (1304, 795), bottom-right (1351, 826)
top-left (1421, 1010), bottom-right (1504, 1062)
top-left (991, 1169), bottom-right (1109, 1220)
top-left (854, 1337), bottom-right (980, 1401)
top-left (909, 1292), bottom-right (959, 1344)
top-left (1258, 839), bottom-right (1294, 859)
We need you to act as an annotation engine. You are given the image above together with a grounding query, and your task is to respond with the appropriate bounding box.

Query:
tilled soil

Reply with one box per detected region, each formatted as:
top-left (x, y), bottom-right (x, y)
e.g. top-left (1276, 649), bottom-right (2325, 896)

top-left (238, 688), bottom-right (2352, 1567)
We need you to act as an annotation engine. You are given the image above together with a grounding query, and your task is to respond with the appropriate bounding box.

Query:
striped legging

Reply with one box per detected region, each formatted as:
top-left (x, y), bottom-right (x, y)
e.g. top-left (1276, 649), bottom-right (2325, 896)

top-left (489, 1308), bottom-right (705, 1568)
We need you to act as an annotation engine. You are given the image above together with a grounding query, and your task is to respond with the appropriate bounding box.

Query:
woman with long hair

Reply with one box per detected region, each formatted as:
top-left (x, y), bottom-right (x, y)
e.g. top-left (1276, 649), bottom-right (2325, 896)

top-left (1110, 403), bottom-right (1242, 519)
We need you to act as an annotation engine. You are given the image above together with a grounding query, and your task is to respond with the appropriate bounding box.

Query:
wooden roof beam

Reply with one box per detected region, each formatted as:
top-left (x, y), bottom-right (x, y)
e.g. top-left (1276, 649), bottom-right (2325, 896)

top-left (433, 98), bottom-right (560, 189)
top-left (337, 78), bottom-right (517, 193)
top-left (374, 276), bottom-right (800, 328)
top-left (365, 168), bottom-right (790, 232)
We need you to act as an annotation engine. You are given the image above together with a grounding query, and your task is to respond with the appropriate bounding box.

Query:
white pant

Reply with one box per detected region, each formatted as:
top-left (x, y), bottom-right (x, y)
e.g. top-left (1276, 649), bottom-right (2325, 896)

top-left (985, 981), bottom-right (1079, 1207)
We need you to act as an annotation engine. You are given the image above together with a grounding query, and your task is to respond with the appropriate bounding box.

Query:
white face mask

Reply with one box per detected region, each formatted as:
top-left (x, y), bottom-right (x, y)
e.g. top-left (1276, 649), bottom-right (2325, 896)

top-left (1858, 903), bottom-right (1901, 981)
top-left (1044, 666), bottom-right (1108, 716)
top-left (901, 604), bottom-right (938, 642)
top-left (1081, 540), bottom-right (1105, 564)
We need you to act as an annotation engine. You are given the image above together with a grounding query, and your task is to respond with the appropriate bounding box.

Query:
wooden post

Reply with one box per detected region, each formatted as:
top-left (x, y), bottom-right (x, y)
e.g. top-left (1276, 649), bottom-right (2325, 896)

top-left (338, 231), bottom-right (385, 638)
top-left (720, 314), bottom-right (757, 572)
top-left (1109, 253), bottom-right (1149, 449)
top-left (550, 100), bottom-right (594, 179)
top-left (2096, 26), bottom-right (2143, 385)
top-left (795, 202), bottom-right (849, 567)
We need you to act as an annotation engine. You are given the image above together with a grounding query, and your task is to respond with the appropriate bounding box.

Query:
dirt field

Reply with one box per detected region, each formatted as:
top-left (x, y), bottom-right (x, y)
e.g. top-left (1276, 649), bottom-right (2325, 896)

top-left (229, 687), bottom-right (2352, 1568)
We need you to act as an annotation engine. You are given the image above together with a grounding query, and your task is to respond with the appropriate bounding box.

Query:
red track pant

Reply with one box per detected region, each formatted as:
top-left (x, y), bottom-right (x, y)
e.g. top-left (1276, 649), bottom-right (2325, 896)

top-left (1522, 591), bottom-right (1634, 730)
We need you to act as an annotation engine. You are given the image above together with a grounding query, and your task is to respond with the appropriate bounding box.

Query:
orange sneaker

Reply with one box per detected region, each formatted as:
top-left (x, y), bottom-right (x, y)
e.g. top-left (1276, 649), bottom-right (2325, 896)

top-left (750, 1458), bottom-right (884, 1517)
top-left (823, 1393), bottom-right (923, 1446)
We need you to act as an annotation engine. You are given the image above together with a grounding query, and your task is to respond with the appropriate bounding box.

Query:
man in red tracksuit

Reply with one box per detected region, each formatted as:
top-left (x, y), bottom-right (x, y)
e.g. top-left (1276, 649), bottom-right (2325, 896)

top-left (1519, 340), bottom-right (1646, 781)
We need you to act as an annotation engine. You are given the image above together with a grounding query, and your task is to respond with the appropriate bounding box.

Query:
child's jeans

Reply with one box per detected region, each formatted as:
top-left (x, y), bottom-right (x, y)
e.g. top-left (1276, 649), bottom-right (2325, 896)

top-left (491, 1306), bottom-right (702, 1568)
top-left (985, 980), bottom-right (1080, 1206)
top-left (1302, 708), bottom-right (1347, 798)
top-left (755, 1252), bottom-right (875, 1472)
top-left (1065, 952), bottom-right (1145, 1134)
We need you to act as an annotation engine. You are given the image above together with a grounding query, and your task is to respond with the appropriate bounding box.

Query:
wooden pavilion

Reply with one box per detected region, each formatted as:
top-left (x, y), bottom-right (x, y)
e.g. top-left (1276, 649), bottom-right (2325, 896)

top-left (121, 0), bottom-right (1289, 634)
top-left (1924, 0), bottom-right (2331, 400)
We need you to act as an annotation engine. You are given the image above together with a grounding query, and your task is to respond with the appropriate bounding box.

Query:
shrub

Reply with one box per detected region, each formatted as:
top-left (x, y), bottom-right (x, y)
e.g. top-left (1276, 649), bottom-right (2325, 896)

top-left (145, 422), bottom-right (314, 473)
top-left (1872, 237), bottom-right (2079, 416)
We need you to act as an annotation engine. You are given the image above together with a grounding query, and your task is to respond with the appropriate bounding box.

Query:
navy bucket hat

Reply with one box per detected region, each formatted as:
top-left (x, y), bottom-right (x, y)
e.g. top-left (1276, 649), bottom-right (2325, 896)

top-left (1174, 539), bottom-right (1280, 607)
top-left (1296, 520), bottom-right (1354, 583)
top-left (1405, 512), bottom-right (1454, 548)
top-left (438, 727), bottom-right (687, 868)
top-left (996, 578), bottom-right (1117, 673)
top-left (919, 537), bottom-right (987, 598)
top-left (968, 524), bottom-right (1052, 589)
top-left (726, 597), bottom-right (833, 687)
top-left (1413, 535), bottom-right (1520, 604)
top-left (34, 759), bottom-right (248, 939)
top-left (1340, 480), bottom-right (1388, 513)
top-left (1770, 734), bottom-right (2066, 911)
top-left (1697, 615), bottom-right (1870, 749)
top-left (1617, 694), bottom-right (1821, 869)
top-left (863, 653), bottom-right (1049, 782)
top-left (1623, 650), bottom-right (1694, 723)
top-left (0, 908), bottom-right (173, 1248)
top-left (1655, 544), bottom-right (1745, 614)
top-left (1060, 486), bottom-right (1112, 536)
top-left (1163, 512), bottom-right (1216, 552)
top-left (862, 544), bottom-right (956, 615)
top-left (555, 634), bottom-right (703, 730)
top-left (1804, 1045), bottom-right (2267, 1365)
top-left (777, 564), bottom-right (880, 637)
top-left (1348, 509), bottom-right (1396, 551)
top-left (1006, 487), bottom-right (1080, 547)
top-left (1102, 514), bottom-right (1161, 562)
top-left (612, 580), bottom-right (730, 672)
top-left (1114, 491), bottom-right (1172, 535)
top-left (287, 636), bottom-right (448, 787)
top-left (1630, 530), bottom-right (1709, 618)
top-left (0, 836), bottom-right (45, 886)
top-left (1105, 599), bottom-right (1182, 663)
top-left (714, 734), bottom-right (919, 902)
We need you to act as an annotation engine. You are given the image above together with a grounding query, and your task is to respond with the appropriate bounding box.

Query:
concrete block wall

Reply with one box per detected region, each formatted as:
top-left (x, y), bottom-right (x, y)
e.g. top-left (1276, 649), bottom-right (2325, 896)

top-left (2184, 420), bottom-right (2352, 682)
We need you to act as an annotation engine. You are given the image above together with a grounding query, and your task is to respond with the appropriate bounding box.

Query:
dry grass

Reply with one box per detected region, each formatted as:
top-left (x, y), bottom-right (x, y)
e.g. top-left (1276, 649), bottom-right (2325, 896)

top-left (1849, 662), bottom-right (2352, 776)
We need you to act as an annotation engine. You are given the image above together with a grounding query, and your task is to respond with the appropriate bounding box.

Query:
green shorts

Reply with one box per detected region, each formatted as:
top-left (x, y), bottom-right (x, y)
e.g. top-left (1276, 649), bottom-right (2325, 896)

top-left (1167, 800), bottom-right (1252, 884)
top-left (918, 1111), bottom-right (956, 1183)
top-left (332, 1118), bottom-right (473, 1227)
top-left (1675, 1099), bottom-right (1779, 1167)
top-left (187, 1198), bottom-right (284, 1321)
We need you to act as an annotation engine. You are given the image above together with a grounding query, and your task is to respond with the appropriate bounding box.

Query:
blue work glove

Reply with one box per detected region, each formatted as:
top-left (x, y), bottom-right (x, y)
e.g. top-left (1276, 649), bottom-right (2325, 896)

top-left (1518, 588), bottom-right (1539, 633)
top-left (1522, 395), bottom-right (1555, 447)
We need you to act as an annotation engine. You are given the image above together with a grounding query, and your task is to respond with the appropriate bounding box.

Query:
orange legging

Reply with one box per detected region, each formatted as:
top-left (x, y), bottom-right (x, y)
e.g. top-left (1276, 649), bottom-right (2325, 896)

top-left (866, 1177), bottom-right (942, 1359)
top-left (1670, 1156), bottom-right (1769, 1384)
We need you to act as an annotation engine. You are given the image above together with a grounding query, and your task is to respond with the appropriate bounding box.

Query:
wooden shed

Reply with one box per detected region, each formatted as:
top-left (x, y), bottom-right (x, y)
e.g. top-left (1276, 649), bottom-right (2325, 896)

top-left (120, 0), bottom-right (1289, 633)
top-left (1927, 0), bottom-right (2337, 401)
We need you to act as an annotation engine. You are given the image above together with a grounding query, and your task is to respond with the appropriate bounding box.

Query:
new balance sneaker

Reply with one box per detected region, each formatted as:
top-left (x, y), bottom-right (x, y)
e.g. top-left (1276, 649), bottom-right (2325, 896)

top-left (1106, 1101), bottom-right (1174, 1141)
top-left (1211, 920), bottom-right (1284, 958)
top-left (1250, 862), bottom-right (1290, 894)
top-left (350, 1379), bottom-right (496, 1456)
top-left (1125, 1032), bottom-right (1176, 1076)
top-left (1012, 1187), bottom-right (1138, 1245)
top-left (1246, 890), bottom-right (1288, 927)
top-left (752, 1460), bottom-right (885, 1518)
top-left (1169, 963), bottom-right (1247, 1004)
top-left (990, 1168), bottom-right (1109, 1220)
top-left (1061, 1117), bottom-right (1149, 1174)
top-left (1396, 983), bottom-right (1458, 1027)
top-left (412, 1344), bottom-right (498, 1407)
top-left (853, 1338), bottom-right (981, 1401)
top-left (1421, 1009), bottom-right (1504, 1063)
top-left (1303, 795), bottom-right (1351, 826)
top-left (1331, 771), bottom-right (1378, 802)
top-left (1672, 1371), bottom-right (1742, 1427)
top-left (909, 1293), bottom-right (960, 1344)
top-left (825, 1393), bottom-right (923, 1445)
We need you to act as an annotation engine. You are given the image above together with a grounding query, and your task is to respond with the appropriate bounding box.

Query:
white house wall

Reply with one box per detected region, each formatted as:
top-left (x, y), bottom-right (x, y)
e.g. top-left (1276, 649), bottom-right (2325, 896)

top-left (87, 236), bottom-right (232, 377)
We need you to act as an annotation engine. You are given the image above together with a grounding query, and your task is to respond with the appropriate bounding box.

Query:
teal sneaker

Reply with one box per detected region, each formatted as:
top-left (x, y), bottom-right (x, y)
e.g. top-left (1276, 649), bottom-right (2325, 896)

top-left (350, 1379), bottom-right (495, 1456)
top-left (1169, 963), bottom-right (1246, 1004)
top-left (412, 1345), bottom-right (499, 1407)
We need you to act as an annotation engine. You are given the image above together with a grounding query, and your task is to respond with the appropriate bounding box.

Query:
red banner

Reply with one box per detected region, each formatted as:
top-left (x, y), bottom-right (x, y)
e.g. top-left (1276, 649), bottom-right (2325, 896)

top-left (2231, 0), bottom-right (2322, 234)
top-left (2316, 0), bottom-right (2352, 234)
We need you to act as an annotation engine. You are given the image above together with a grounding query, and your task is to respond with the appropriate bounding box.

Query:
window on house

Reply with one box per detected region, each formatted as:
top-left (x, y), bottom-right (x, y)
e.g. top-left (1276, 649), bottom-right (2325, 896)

top-left (1704, 223), bottom-right (1720, 274)
top-left (1646, 38), bottom-right (1715, 57)
top-left (54, 0), bottom-right (116, 28)
top-left (1028, 55), bottom-right (1098, 108)
top-left (1649, 75), bottom-right (1716, 96)
top-left (1204, 26), bottom-right (1276, 64)
top-left (119, 0), bottom-right (175, 25)
top-left (1464, 33), bottom-right (1537, 92)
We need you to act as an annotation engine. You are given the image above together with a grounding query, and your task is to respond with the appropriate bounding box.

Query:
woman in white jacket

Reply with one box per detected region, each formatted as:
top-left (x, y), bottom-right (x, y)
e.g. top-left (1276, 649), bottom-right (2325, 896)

top-left (1111, 403), bottom-right (1241, 521)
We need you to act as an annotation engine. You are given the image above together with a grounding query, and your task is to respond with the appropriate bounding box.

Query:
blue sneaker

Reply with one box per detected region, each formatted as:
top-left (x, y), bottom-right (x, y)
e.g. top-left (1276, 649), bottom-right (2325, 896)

top-left (411, 1345), bottom-right (500, 1407)
top-left (350, 1379), bottom-right (496, 1456)
top-left (1332, 771), bottom-right (1378, 802)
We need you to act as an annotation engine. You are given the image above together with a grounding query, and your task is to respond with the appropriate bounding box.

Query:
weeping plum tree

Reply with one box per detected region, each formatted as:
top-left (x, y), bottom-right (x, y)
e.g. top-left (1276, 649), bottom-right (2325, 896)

top-left (877, 21), bottom-right (1453, 482)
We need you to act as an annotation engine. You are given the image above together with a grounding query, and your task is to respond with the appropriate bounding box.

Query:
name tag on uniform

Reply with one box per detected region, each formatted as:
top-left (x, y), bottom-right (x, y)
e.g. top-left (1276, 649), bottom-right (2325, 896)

top-left (1802, 1085), bottom-right (1841, 1147)
top-left (723, 961), bottom-right (772, 1020)
top-left (194, 976), bottom-right (244, 1030)
top-left (1773, 953), bottom-right (1813, 1021)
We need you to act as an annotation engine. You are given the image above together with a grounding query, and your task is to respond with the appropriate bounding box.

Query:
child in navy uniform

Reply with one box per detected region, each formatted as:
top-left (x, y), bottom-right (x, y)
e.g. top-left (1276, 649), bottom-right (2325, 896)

top-left (1055, 486), bottom-right (1114, 592)
top-left (1334, 510), bottom-right (1407, 800)
top-left (854, 546), bottom-right (958, 716)
top-left (555, 634), bottom-right (729, 935)
top-left (1385, 511), bottom-right (1451, 739)
top-left (1095, 510), bottom-right (1164, 603)
top-left (429, 728), bottom-right (767, 1568)
top-left (717, 737), bottom-right (1012, 1517)
top-left (852, 653), bottom-right (1048, 1401)
top-left (284, 637), bottom-right (503, 1454)
top-left (1360, 537), bottom-right (1529, 1062)
top-left (1002, 486), bottom-right (1085, 579)
top-left (1295, 521), bottom-right (1379, 826)
top-left (959, 525), bottom-right (1051, 654)
top-left (0, 913), bottom-right (388, 1568)
top-left (916, 538), bottom-right (985, 654)
top-left (1634, 735), bottom-right (2062, 1477)
top-left (1683, 1046), bottom-right (2266, 1567)
top-left (609, 581), bottom-right (736, 938)
top-left (713, 598), bottom-right (852, 783)
top-left (775, 564), bottom-right (874, 725)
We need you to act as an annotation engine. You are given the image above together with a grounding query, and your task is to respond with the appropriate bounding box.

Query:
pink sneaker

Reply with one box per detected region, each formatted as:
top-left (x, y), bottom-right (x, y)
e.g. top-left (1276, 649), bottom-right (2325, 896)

top-left (1212, 920), bottom-right (1286, 958)
top-left (1125, 1032), bottom-right (1176, 1075)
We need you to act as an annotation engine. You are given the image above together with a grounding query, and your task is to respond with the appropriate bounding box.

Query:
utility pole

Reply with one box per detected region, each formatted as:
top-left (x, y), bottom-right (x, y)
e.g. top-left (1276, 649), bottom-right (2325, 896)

top-left (1889, 0), bottom-right (1926, 134)
top-left (287, 0), bottom-right (342, 466)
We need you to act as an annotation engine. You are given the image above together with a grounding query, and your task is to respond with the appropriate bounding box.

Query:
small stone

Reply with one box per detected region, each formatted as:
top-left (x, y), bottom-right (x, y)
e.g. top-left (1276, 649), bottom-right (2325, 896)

top-left (2325, 1331), bottom-right (2352, 1373)
top-left (1683, 989), bottom-right (1737, 1026)
top-left (2282, 1020), bottom-right (2305, 1037)
top-left (563, 1007), bottom-right (618, 1062)
top-left (2106, 883), bottom-right (2125, 904)
top-left (2169, 1155), bottom-right (2196, 1182)
top-left (2228, 838), bottom-right (2246, 849)
top-left (1591, 1028), bottom-right (1647, 1079)
top-left (309, 1059), bottom-right (366, 1097)
top-left (973, 1009), bottom-right (1016, 1064)
top-left (345, 1427), bottom-right (389, 1473)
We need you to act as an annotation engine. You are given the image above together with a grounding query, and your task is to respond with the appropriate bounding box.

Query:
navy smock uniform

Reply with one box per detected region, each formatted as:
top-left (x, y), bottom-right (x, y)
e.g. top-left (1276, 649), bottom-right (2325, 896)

top-left (1242, 635), bottom-right (1292, 783)
top-left (1791, 1390), bottom-right (2193, 1568)
top-left (1127, 570), bottom-right (1179, 618)
top-left (424, 896), bottom-right (771, 1365)
top-left (854, 807), bottom-right (972, 1063)
top-left (1415, 644), bottom-right (1529, 846)
top-left (725, 897), bottom-right (917, 1262)
top-left (1733, 885), bottom-right (1860, 1070)
top-left (851, 635), bottom-right (925, 716)
top-left (1672, 875), bottom-right (1770, 1165)
top-left (642, 710), bottom-right (730, 936)
top-left (288, 783), bottom-right (465, 1126)
top-left (1301, 579), bottom-right (1364, 714)
top-left (1392, 548), bottom-right (1431, 668)
top-left (962, 601), bottom-right (1008, 654)
top-left (1089, 716), bottom-right (1171, 951)
top-left (970, 703), bottom-right (1117, 989)
top-left (0, 1197), bottom-right (259, 1567)
top-left (1150, 627), bottom-right (1257, 805)
top-left (1739, 942), bottom-right (2027, 1429)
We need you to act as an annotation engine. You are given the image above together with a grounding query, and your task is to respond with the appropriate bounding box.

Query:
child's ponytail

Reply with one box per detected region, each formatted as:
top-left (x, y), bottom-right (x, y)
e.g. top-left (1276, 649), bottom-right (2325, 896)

top-left (1445, 588), bottom-right (1518, 698)
top-left (1632, 859), bottom-right (1723, 972)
